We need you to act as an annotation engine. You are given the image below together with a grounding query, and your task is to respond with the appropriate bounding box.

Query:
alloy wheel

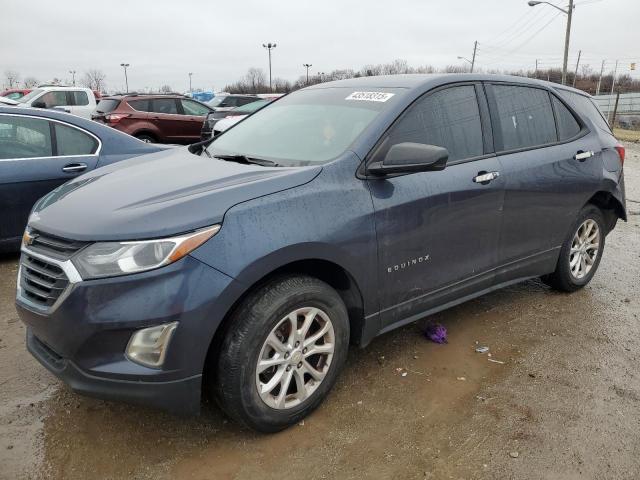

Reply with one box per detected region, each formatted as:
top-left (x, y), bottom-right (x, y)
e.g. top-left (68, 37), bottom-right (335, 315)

top-left (569, 219), bottom-right (600, 280)
top-left (256, 307), bottom-right (335, 409)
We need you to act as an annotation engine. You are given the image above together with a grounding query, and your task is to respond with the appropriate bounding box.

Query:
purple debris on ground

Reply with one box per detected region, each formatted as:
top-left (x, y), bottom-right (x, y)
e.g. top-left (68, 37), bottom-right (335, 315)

top-left (424, 323), bottom-right (448, 344)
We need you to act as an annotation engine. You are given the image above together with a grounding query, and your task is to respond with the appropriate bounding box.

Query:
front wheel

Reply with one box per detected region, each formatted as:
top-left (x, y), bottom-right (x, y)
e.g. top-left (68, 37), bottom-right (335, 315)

top-left (542, 205), bottom-right (606, 292)
top-left (212, 275), bottom-right (349, 432)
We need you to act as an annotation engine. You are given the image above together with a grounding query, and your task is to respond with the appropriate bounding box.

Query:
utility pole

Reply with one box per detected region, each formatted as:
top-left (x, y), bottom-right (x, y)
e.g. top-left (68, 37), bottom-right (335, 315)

top-left (607, 60), bottom-right (619, 122)
top-left (572, 50), bottom-right (581, 87)
top-left (120, 63), bottom-right (130, 93)
top-left (470, 40), bottom-right (478, 73)
top-left (562, 0), bottom-right (574, 85)
top-left (535, 59), bottom-right (539, 78)
top-left (595, 60), bottom-right (606, 95)
top-left (188, 72), bottom-right (193, 93)
top-left (262, 43), bottom-right (277, 91)
top-left (69, 70), bottom-right (76, 86)
top-left (303, 63), bottom-right (312, 84)
top-left (528, 0), bottom-right (574, 85)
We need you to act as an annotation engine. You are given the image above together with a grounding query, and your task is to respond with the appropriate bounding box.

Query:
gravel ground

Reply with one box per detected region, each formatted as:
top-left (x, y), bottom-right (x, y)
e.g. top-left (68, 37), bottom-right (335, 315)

top-left (1, 143), bottom-right (639, 480)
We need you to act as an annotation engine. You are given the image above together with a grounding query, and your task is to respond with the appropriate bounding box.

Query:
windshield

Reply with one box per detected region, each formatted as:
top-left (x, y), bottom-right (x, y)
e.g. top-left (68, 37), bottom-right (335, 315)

top-left (207, 96), bottom-right (227, 107)
top-left (208, 87), bottom-right (403, 166)
top-left (234, 99), bottom-right (269, 113)
top-left (17, 89), bottom-right (44, 103)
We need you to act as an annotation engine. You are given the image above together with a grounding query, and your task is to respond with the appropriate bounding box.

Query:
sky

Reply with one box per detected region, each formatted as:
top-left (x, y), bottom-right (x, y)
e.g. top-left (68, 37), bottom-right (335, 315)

top-left (2, 0), bottom-right (639, 93)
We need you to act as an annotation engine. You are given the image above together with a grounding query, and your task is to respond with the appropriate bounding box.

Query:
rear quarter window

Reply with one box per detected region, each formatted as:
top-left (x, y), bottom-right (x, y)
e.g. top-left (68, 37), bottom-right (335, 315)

top-left (557, 90), bottom-right (611, 134)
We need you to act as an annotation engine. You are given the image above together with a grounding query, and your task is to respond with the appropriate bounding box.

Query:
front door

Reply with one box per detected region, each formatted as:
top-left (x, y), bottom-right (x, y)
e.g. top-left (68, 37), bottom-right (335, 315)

top-left (0, 114), bottom-right (99, 245)
top-left (367, 84), bottom-right (504, 329)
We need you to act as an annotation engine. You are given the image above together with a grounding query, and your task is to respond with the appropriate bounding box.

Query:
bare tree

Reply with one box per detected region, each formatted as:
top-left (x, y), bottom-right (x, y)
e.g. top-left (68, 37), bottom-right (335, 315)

top-left (23, 77), bottom-right (39, 88)
top-left (160, 84), bottom-right (173, 93)
top-left (4, 70), bottom-right (20, 88)
top-left (80, 69), bottom-right (107, 92)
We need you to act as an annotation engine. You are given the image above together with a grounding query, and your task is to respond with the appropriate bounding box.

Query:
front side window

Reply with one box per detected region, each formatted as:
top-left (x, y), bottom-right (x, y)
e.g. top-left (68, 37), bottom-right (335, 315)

top-left (40, 91), bottom-right (68, 108)
top-left (0, 115), bottom-right (53, 159)
top-left (181, 99), bottom-right (210, 116)
top-left (209, 87), bottom-right (403, 166)
top-left (54, 123), bottom-right (98, 156)
top-left (71, 91), bottom-right (89, 106)
top-left (552, 96), bottom-right (581, 140)
top-left (492, 85), bottom-right (556, 151)
top-left (382, 85), bottom-right (484, 162)
top-left (151, 98), bottom-right (178, 114)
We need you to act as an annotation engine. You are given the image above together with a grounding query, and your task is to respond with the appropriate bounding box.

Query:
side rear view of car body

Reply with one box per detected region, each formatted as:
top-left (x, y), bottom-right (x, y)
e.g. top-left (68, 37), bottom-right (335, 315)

top-left (16, 74), bottom-right (625, 432)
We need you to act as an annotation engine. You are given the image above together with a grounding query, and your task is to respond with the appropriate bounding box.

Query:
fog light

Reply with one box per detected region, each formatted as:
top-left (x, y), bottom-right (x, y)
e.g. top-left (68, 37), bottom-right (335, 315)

top-left (126, 322), bottom-right (178, 368)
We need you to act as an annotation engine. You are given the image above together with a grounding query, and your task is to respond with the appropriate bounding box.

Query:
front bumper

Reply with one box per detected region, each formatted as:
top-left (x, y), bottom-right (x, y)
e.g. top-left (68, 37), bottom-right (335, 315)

top-left (27, 329), bottom-right (202, 414)
top-left (16, 254), bottom-right (245, 415)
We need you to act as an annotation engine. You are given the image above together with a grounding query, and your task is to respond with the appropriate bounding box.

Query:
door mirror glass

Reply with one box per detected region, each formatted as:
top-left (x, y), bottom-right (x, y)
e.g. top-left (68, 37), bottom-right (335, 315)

top-left (368, 142), bottom-right (448, 175)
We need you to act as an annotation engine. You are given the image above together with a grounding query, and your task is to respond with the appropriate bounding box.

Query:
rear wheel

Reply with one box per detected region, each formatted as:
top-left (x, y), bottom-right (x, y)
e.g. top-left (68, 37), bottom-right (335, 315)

top-left (542, 205), bottom-right (605, 292)
top-left (135, 132), bottom-right (156, 143)
top-left (213, 275), bottom-right (349, 432)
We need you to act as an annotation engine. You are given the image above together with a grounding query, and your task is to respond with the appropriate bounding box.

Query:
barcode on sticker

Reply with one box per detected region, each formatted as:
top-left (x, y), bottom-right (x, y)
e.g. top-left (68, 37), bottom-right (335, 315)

top-left (345, 91), bottom-right (395, 102)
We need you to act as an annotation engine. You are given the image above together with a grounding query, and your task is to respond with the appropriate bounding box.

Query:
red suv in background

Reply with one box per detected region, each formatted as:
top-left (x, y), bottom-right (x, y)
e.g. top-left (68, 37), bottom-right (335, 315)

top-left (92, 94), bottom-right (213, 143)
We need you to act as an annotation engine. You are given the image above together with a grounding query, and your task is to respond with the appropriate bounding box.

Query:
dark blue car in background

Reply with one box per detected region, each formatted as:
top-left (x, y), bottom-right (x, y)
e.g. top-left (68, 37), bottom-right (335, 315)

top-left (0, 106), bottom-right (164, 251)
top-left (15, 74), bottom-right (626, 432)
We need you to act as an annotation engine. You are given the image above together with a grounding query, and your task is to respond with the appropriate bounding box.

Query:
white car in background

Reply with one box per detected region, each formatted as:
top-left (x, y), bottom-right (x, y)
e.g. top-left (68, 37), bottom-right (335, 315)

top-left (16, 86), bottom-right (98, 119)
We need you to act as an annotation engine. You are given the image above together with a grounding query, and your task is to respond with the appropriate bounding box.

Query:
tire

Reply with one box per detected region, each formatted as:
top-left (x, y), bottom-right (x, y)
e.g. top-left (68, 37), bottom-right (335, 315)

top-left (135, 133), bottom-right (156, 143)
top-left (541, 204), bottom-right (606, 292)
top-left (213, 275), bottom-right (349, 432)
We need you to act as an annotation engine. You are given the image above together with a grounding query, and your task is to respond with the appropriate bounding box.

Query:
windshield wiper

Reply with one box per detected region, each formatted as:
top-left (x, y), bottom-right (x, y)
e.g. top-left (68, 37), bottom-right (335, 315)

top-left (214, 154), bottom-right (280, 167)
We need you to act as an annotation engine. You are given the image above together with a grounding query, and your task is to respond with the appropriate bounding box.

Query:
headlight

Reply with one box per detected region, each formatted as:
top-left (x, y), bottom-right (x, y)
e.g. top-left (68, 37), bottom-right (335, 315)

top-left (72, 225), bottom-right (220, 279)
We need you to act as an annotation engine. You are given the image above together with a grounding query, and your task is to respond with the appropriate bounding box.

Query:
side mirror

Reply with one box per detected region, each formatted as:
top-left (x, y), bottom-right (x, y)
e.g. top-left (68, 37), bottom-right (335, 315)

top-left (368, 142), bottom-right (449, 175)
top-left (32, 101), bottom-right (47, 109)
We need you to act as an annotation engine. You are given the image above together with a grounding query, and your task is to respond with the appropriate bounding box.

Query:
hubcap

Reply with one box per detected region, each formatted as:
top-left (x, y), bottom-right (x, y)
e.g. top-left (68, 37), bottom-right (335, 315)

top-left (569, 219), bottom-right (600, 280)
top-left (256, 307), bottom-right (335, 410)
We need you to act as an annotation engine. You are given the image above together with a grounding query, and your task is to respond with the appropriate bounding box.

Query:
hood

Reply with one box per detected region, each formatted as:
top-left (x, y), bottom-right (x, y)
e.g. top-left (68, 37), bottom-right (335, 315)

top-left (30, 147), bottom-right (321, 241)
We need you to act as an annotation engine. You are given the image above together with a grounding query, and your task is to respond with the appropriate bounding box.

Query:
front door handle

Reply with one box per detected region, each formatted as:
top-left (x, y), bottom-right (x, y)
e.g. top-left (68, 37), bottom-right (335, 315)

top-left (575, 150), bottom-right (594, 161)
top-left (473, 171), bottom-right (500, 184)
top-left (62, 163), bottom-right (87, 173)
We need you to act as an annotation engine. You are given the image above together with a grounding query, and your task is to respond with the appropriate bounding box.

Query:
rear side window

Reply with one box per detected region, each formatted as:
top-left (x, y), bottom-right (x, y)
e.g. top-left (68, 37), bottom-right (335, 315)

top-left (237, 97), bottom-right (257, 106)
top-left (492, 85), bottom-right (556, 151)
top-left (384, 85), bottom-right (484, 162)
top-left (558, 90), bottom-right (611, 133)
top-left (71, 91), bottom-right (89, 106)
top-left (552, 96), bottom-right (581, 140)
top-left (95, 99), bottom-right (120, 113)
top-left (152, 98), bottom-right (178, 114)
top-left (54, 123), bottom-right (98, 156)
top-left (0, 115), bottom-right (53, 159)
top-left (128, 99), bottom-right (151, 112)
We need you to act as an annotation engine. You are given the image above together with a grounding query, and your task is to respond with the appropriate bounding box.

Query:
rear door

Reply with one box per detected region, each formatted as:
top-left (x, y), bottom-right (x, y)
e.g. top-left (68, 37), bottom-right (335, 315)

top-left (0, 114), bottom-right (100, 244)
top-left (178, 99), bottom-right (212, 141)
top-left (149, 98), bottom-right (182, 142)
top-left (367, 83), bottom-right (504, 329)
top-left (486, 83), bottom-right (601, 280)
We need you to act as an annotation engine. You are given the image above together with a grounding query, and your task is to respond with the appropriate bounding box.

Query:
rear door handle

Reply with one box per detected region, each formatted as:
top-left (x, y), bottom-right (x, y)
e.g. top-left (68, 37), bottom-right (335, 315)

top-left (575, 150), bottom-right (594, 161)
top-left (473, 171), bottom-right (500, 184)
top-left (62, 163), bottom-right (87, 173)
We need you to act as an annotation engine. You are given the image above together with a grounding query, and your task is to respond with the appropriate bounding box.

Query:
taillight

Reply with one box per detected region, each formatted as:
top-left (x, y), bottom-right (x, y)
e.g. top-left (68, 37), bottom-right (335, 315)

top-left (105, 113), bottom-right (130, 124)
top-left (614, 144), bottom-right (625, 166)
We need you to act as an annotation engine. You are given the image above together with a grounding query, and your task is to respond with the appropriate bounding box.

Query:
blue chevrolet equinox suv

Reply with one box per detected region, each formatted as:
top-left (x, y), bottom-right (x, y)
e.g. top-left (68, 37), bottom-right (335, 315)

top-left (16, 74), bottom-right (626, 432)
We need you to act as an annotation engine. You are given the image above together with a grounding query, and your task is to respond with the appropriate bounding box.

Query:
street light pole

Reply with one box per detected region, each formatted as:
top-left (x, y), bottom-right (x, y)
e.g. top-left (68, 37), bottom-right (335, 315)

top-left (188, 72), bottom-right (193, 93)
top-left (303, 63), bottom-right (312, 84)
top-left (120, 63), bottom-right (130, 93)
top-left (69, 70), bottom-right (76, 86)
top-left (528, 0), bottom-right (574, 85)
top-left (262, 43), bottom-right (277, 91)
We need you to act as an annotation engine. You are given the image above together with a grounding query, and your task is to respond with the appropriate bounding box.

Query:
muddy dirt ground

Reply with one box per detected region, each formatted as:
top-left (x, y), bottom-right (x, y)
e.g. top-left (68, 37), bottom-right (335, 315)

top-left (1, 143), bottom-right (639, 480)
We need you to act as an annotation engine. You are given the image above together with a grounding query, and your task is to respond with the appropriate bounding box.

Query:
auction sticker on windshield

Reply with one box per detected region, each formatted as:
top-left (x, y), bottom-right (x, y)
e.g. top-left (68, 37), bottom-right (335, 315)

top-left (345, 91), bottom-right (395, 102)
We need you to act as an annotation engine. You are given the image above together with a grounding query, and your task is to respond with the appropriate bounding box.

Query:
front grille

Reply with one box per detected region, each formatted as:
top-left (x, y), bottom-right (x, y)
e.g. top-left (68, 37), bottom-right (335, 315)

top-left (28, 229), bottom-right (87, 260)
top-left (20, 255), bottom-right (69, 308)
